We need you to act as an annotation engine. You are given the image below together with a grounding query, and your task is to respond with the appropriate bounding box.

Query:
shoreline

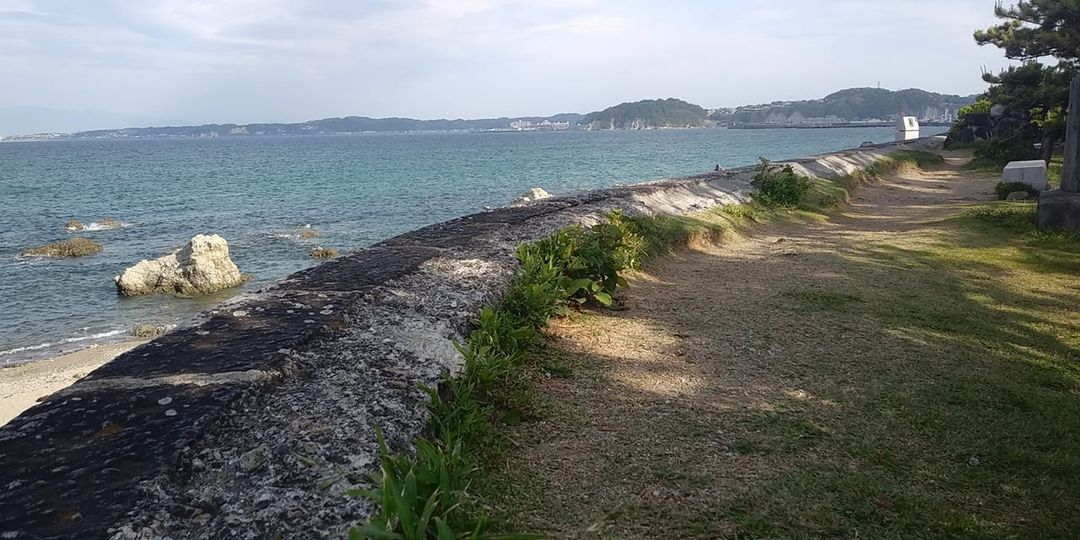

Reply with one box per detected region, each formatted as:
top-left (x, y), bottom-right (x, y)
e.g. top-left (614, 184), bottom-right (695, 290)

top-left (0, 339), bottom-right (148, 426)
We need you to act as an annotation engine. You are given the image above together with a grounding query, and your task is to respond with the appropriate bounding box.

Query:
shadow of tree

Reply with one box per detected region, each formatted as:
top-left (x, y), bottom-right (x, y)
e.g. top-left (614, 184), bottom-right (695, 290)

top-left (485, 195), bottom-right (1080, 539)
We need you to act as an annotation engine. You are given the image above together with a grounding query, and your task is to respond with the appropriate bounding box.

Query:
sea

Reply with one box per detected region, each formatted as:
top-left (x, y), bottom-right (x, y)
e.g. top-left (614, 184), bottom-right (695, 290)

top-left (0, 126), bottom-right (945, 365)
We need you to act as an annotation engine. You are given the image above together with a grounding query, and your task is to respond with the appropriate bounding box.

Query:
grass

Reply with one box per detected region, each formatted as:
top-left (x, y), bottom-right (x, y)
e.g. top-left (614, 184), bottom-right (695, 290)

top-left (1049, 153), bottom-right (1063, 189)
top-left (22, 237), bottom-right (103, 257)
top-left (476, 158), bottom-right (1080, 538)
top-left (357, 149), bottom-right (1048, 539)
top-left (721, 204), bottom-right (1080, 539)
top-left (801, 150), bottom-right (944, 211)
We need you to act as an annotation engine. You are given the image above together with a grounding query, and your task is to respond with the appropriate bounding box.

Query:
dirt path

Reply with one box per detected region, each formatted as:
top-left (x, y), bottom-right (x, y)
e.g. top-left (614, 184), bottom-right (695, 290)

top-left (485, 157), bottom-right (1080, 538)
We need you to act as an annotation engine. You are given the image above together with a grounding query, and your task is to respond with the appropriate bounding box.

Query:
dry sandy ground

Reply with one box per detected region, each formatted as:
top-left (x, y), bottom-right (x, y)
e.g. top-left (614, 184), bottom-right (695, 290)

top-left (491, 155), bottom-right (1003, 538)
top-left (0, 340), bottom-right (147, 426)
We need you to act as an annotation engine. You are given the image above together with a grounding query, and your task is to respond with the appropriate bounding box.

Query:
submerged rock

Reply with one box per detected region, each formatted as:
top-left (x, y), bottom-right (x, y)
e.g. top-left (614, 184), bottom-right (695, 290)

top-left (115, 234), bottom-right (246, 296)
top-left (510, 187), bottom-right (553, 206)
top-left (297, 225), bottom-right (320, 239)
top-left (65, 219), bottom-right (85, 231)
top-left (23, 237), bottom-right (102, 257)
top-left (99, 217), bottom-right (123, 229)
top-left (131, 323), bottom-right (173, 338)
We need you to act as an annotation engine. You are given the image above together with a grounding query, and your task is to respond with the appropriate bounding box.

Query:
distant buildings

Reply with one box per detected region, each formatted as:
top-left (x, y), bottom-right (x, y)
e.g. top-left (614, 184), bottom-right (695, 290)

top-left (507, 119), bottom-right (571, 131)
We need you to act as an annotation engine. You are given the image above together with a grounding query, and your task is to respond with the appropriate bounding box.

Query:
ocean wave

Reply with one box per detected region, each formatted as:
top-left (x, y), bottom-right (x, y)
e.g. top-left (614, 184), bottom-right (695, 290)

top-left (0, 329), bottom-right (125, 358)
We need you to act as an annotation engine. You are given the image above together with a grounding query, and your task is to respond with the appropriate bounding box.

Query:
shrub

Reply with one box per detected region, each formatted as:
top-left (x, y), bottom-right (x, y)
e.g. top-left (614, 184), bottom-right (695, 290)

top-left (23, 237), bottom-right (103, 257)
top-left (750, 158), bottom-right (811, 208)
top-left (995, 182), bottom-right (1039, 200)
top-left (967, 138), bottom-right (1038, 171)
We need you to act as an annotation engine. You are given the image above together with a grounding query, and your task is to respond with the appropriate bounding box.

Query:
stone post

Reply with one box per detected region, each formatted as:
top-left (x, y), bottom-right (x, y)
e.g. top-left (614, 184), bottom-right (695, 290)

top-left (1038, 74), bottom-right (1080, 231)
top-left (1063, 75), bottom-right (1080, 193)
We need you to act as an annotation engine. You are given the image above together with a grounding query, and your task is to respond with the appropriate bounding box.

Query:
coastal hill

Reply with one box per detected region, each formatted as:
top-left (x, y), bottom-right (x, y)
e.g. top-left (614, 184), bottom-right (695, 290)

top-left (2, 87), bottom-right (977, 140)
top-left (579, 98), bottom-right (709, 130)
top-left (56, 113), bottom-right (585, 140)
top-left (713, 88), bottom-right (978, 125)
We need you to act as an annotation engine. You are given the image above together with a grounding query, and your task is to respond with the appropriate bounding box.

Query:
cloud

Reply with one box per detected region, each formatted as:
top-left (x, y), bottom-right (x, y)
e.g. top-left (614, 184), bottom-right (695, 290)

top-left (0, 0), bottom-right (1016, 130)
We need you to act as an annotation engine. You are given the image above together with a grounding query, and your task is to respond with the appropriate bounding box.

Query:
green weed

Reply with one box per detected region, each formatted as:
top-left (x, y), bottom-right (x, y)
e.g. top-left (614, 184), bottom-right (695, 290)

top-left (750, 158), bottom-right (812, 208)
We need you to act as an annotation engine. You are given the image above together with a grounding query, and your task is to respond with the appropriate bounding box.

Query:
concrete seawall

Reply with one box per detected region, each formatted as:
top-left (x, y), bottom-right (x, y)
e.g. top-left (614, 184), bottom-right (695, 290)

top-left (0, 137), bottom-right (941, 539)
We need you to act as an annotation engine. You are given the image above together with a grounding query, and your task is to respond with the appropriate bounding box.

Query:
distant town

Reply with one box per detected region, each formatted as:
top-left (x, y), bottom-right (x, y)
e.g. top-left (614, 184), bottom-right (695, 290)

top-left (1, 87), bottom-right (974, 141)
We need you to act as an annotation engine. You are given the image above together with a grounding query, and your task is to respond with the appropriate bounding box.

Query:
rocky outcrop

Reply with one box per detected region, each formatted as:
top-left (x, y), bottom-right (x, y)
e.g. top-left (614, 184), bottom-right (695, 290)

top-left (309, 247), bottom-right (339, 259)
top-left (115, 234), bottom-right (245, 296)
top-left (510, 187), bottom-right (553, 206)
top-left (23, 237), bottom-right (102, 257)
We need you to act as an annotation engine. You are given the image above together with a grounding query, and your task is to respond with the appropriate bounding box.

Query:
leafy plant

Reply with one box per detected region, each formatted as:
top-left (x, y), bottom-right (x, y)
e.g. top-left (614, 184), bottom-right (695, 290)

top-left (750, 158), bottom-right (812, 208)
top-left (352, 212), bottom-right (646, 539)
top-left (967, 138), bottom-right (1039, 171)
top-left (995, 181), bottom-right (1040, 200)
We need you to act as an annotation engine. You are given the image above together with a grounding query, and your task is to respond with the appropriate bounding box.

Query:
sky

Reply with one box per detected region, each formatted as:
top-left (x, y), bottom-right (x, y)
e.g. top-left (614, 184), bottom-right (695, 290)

top-left (0, 0), bottom-right (1018, 134)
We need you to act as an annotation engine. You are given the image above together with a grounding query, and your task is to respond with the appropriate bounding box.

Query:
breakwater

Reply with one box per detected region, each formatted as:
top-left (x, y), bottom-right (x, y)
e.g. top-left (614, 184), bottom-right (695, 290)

top-left (0, 137), bottom-right (940, 539)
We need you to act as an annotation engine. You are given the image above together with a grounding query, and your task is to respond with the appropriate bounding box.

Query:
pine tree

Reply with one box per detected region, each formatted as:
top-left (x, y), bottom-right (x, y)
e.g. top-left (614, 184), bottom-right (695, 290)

top-left (973, 1), bottom-right (1080, 160)
top-left (974, 1), bottom-right (1080, 68)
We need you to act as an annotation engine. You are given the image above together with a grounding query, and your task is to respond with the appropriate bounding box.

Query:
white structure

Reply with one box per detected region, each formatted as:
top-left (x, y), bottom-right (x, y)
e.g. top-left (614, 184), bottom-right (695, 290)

top-left (1003, 160), bottom-right (1048, 191)
top-left (896, 116), bottom-right (920, 141)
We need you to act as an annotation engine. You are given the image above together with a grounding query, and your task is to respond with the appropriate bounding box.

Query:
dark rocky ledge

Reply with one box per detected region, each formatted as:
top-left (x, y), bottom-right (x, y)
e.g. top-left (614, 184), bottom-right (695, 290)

top-left (0, 138), bottom-right (940, 539)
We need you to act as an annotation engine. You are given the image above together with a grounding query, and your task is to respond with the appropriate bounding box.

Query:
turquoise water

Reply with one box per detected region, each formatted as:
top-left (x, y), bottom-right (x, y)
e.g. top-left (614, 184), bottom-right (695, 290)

top-left (0, 127), bottom-right (943, 364)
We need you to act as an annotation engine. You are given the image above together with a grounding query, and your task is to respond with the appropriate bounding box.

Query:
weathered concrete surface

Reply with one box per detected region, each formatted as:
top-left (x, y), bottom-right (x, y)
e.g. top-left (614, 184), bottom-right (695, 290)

top-left (1037, 190), bottom-right (1080, 232)
top-left (0, 137), bottom-right (941, 539)
top-left (1002, 160), bottom-right (1048, 192)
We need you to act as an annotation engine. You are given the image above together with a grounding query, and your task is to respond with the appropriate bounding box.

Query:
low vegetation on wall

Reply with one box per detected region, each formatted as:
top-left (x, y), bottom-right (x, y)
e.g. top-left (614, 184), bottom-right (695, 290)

top-left (351, 149), bottom-right (943, 539)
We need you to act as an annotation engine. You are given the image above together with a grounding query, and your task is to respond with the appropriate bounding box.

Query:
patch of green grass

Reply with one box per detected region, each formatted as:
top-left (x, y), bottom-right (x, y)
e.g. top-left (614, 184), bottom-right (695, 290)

top-left (731, 412), bottom-right (829, 455)
top-left (799, 150), bottom-right (944, 212)
top-left (721, 201), bottom-right (1080, 539)
top-left (1049, 160), bottom-right (1063, 189)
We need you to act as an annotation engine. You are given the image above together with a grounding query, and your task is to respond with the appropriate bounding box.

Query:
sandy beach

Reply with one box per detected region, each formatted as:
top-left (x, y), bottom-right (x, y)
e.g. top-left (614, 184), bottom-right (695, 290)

top-left (0, 340), bottom-right (148, 426)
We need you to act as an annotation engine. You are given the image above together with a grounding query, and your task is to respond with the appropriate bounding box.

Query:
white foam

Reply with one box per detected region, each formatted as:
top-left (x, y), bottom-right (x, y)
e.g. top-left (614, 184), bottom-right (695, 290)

top-left (0, 329), bottom-right (125, 358)
top-left (80, 221), bottom-right (130, 231)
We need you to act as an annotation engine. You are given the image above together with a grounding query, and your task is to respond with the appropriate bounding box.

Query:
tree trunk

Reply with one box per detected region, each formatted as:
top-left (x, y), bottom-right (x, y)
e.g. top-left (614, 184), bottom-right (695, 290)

top-left (1042, 132), bottom-right (1055, 165)
top-left (1062, 75), bottom-right (1080, 193)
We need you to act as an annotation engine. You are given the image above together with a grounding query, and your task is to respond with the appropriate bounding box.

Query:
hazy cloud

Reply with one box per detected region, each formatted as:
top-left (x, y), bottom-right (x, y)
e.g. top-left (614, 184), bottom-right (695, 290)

top-left (0, 0), bottom-right (1015, 134)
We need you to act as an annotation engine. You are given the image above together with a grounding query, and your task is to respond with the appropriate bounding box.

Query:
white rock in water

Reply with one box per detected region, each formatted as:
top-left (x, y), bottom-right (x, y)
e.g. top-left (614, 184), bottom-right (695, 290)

top-left (115, 234), bottom-right (245, 296)
top-left (510, 187), bottom-right (553, 206)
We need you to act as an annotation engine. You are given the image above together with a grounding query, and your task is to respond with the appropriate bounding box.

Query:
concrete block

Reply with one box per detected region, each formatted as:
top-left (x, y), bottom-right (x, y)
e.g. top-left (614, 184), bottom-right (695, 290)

top-left (1037, 190), bottom-right (1080, 232)
top-left (895, 116), bottom-right (920, 142)
top-left (1003, 160), bottom-right (1048, 191)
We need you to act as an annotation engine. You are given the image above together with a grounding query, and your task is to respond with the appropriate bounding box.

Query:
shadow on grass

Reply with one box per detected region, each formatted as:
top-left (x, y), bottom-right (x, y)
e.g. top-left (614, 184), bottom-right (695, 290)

top-left (484, 197), bottom-right (1080, 539)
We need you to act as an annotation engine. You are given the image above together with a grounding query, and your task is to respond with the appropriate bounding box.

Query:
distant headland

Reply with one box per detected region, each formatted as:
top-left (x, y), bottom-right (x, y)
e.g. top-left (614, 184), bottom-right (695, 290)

top-left (2, 87), bottom-right (976, 141)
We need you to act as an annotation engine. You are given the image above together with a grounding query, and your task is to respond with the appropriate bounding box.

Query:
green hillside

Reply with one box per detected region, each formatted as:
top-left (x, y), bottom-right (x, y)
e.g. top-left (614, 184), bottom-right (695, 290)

top-left (713, 88), bottom-right (978, 125)
top-left (580, 98), bottom-right (710, 130)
